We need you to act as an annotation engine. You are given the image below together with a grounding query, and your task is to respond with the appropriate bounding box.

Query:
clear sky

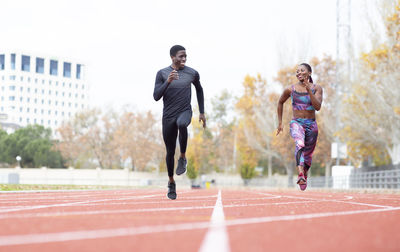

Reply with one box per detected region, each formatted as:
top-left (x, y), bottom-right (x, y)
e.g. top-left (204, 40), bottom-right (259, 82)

top-left (0, 0), bottom-right (382, 117)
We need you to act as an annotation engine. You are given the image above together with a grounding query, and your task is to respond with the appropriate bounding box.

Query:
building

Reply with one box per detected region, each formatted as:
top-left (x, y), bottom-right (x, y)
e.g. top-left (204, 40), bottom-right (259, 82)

top-left (0, 51), bottom-right (89, 134)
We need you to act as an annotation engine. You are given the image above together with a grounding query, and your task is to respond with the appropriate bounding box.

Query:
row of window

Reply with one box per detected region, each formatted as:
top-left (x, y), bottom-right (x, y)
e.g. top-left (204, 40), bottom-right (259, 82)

top-left (18, 108), bottom-right (74, 116)
top-left (19, 118), bottom-right (61, 126)
top-left (3, 97), bottom-right (85, 107)
top-left (1, 106), bottom-right (82, 114)
top-left (1, 75), bottom-right (85, 89)
top-left (0, 54), bottom-right (82, 79)
top-left (3, 87), bottom-right (86, 99)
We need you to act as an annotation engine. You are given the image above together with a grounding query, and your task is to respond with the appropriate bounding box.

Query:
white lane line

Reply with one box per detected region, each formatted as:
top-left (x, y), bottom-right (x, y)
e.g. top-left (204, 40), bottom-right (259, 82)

top-left (250, 192), bottom-right (396, 209)
top-left (199, 190), bottom-right (230, 252)
top-left (281, 195), bottom-right (395, 209)
top-left (0, 193), bottom-right (164, 214)
top-left (0, 190), bottom-right (196, 213)
top-left (1, 206), bottom-right (400, 247)
top-left (0, 200), bottom-right (314, 220)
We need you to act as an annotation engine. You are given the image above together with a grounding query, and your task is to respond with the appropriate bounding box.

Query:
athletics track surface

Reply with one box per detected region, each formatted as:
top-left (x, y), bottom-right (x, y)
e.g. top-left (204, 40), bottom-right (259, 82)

top-left (0, 188), bottom-right (399, 252)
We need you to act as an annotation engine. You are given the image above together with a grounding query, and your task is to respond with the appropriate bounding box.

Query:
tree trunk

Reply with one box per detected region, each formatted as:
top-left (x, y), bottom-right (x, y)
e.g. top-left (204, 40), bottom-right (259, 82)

top-left (325, 159), bottom-right (332, 188)
top-left (268, 154), bottom-right (272, 177)
top-left (285, 162), bottom-right (294, 187)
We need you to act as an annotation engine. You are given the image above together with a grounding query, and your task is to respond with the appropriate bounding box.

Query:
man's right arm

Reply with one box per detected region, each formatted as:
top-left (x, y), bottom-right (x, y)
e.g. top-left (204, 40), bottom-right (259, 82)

top-left (153, 70), bottom-right (170, 101)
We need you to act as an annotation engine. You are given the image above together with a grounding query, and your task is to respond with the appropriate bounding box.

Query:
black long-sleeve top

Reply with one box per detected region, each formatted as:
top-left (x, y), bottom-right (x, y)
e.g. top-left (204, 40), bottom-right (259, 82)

top-left (153, 66), bottom-right (204, 119)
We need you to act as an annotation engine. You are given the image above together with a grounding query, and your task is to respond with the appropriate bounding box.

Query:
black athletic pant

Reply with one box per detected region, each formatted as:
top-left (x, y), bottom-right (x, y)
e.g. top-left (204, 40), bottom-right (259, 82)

top-left (162, 110), bottom-right (192, 177)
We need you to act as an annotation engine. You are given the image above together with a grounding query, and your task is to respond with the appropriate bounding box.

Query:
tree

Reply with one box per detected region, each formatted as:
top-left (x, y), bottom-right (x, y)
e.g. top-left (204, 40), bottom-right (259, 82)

top-left (0, 125), bottom-right (64, 168)
top-left (209, 90), bottom-right (236, 173)
top-left (236, 74), bottom-right (277, 177)
top-left (341, 1), bottom-right (400, 165)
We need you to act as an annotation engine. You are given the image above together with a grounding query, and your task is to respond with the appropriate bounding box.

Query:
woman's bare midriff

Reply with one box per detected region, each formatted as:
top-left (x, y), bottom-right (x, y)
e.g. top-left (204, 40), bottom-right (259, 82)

top-left (293, 110), bottom-right (315, 119)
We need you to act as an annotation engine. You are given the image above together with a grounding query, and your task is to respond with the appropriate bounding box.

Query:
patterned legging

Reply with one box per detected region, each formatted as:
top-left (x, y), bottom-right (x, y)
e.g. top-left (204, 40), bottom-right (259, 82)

top-left (289, 118), bottom-right (318, 172)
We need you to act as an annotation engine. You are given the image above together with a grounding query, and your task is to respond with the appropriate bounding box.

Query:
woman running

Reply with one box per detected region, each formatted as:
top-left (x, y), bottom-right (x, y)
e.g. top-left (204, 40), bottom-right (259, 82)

top-left (276, 63), bottom-right (323, 190)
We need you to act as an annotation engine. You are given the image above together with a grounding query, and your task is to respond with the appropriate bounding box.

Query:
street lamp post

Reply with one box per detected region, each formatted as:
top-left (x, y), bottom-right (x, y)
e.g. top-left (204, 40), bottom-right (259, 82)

top-left (16, 156), bottom-right (21, 168)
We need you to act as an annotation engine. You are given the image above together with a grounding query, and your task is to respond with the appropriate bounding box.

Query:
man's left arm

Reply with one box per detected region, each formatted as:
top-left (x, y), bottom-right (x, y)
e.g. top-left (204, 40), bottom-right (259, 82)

top-left (193, 71), bottom-right (206, 128)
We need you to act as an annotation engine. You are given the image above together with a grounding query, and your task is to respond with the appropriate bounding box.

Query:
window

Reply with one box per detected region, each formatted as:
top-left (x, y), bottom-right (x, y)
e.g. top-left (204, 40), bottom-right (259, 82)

top-left (82, 84), bottom-right (85, 90)
top-left (35, 88), bottom-right (38, 93)
top-left (41, 99), bottom-right (44, 104)
top-left (56, 91), bottom-right (58, 96)
top-left (36, 58), bottom-right (44, 74)
top-left (9, 96), bottom-right (15, 101)
top-left (63, 62), bottom-right (71, 77)
top-left (26, 108), bottom-right (30, 112)
top-left (42, 79), bottom-right (45, 84)
top-left (81, 94), bottom-right (85, 99)
top-left (9, 86), bottom-right (15, 91)
top-left (19, 107), bottom-right (23, 112)
top-left (76, 64), bottom-right (81, 79)
top-left (27, 118), bottom-right (30, 124)
top-left (11, 54), bottom-right (15, 70)
top-left (10, 75), bottom-right (16, 80)
top-left (35, 78), bottom-right (38, 83)
top-left (20, 76), bottom-right (23, 81)
top-left (41, 119), bottom-right (43, 124)
top-left (41, 109), bottom-right (44, 114)
top-left (27, 88), bottom-right (30, 93)
top-left (21, 55), bottom-right (30, 72)
top-left (34, 119), bottom-right (37, 124)
top-left (48, 120), bottom-right (50, 125)
top-left (41, 89), bottom-right (44, 94)
top-left (20, 87), bottom-right (23, 91)
top-left (19, 97), bottom-right (23, 102)
top-left (34, 108), bottom-right (37, 113)
top-left (49, 80), bottom-right (52, 85)
top-left (55, 111), bottom-right (58, 115)
top-left (0, 54), bottom-right (4, 70)
top-left (1, 97), bottom-right (3, 101)
top-left (34, 98), bottom-right (37, 103)
top-left (75, 84), bottom-right (78, 88)
top-left (27, 98), bottom-right (30, 103)
top-left (20, 118), bottom-right (22, 122)
top-left (50, 60), bottom-right (58, 75)
top-left (27, 77), bottom-right (31, 82)
top-left (48, 110), bottom-right (51, 115)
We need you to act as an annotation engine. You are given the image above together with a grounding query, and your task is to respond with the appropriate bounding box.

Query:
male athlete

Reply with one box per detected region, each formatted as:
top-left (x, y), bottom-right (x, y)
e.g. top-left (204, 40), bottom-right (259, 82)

top-left (153, 45), bottom-right (206, 200)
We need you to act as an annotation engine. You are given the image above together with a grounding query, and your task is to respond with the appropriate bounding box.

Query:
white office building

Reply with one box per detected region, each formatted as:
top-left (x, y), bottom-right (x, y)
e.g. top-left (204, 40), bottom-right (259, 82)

top-left (0, 51), bottom-right (89, 133)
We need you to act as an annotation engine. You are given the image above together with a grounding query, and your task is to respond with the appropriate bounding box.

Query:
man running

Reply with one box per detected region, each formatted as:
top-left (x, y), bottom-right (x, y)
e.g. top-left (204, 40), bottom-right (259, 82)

top-left (153, 45), bottom-right (206, 200)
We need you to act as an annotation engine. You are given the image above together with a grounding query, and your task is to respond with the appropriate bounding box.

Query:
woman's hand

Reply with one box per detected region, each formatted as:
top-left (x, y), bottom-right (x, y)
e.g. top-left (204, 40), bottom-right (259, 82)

top-left (276, 124), bottom-right (283, 136)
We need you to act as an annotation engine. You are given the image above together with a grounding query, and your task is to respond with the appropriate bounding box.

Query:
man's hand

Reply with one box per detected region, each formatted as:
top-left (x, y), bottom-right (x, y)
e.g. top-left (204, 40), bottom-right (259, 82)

top-left (199, 113), bottom-right (206, 128)
top-left (167, 70), bottom-right (179, 83)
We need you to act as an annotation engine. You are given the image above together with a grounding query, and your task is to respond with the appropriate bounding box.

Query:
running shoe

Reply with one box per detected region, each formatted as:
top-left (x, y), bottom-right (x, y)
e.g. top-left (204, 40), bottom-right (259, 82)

top-left (176, 157), bottom-right (187, 175)
top-left (167, 181), bottom-right (177, 200)
top-left (297, 173), bottom-right (307, 191)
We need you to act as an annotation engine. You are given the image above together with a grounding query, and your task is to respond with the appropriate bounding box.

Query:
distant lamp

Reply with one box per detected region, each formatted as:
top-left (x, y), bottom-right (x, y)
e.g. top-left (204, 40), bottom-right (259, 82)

top-left (16, 156), bottom-right (21, 168)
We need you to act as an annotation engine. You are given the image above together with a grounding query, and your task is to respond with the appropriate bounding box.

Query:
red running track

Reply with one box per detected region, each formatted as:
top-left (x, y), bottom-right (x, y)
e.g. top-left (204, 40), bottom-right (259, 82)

top-left (0, 188), bottom-right (399, 252)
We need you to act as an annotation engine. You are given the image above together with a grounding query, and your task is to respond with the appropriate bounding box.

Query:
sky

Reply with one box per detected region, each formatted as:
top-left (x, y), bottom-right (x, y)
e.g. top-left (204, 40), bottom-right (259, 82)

top-left (0, 0), bottom-right (384, 118)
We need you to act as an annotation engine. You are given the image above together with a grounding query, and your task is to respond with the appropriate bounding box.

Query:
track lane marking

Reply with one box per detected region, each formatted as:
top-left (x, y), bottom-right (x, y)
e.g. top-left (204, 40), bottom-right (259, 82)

top-left (249, 191), bottom-right (395, 209)
top-left (0, 206), bottom-right (399, 247)
top-left (0, 200), bottom-right (315, 220)
top-left (199, 190), bottom-right (230, 252)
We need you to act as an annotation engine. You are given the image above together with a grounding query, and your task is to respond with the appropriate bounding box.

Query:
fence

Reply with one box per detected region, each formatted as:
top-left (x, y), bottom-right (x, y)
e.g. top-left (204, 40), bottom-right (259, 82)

top-left (1, 167), bottom-right (400, 189)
